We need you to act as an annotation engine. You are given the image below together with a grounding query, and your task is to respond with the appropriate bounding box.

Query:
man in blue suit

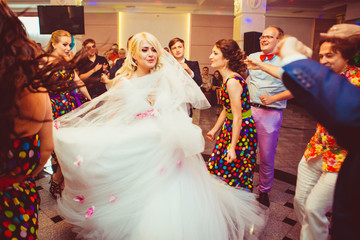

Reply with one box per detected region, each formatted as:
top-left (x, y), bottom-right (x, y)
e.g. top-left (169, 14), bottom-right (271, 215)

top-left (276, 27), bottom-right (360, 239)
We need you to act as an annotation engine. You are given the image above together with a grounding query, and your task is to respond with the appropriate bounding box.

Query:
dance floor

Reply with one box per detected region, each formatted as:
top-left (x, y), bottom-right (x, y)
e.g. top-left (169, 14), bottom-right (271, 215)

top-left (36, 101), bottom-right (331, 240)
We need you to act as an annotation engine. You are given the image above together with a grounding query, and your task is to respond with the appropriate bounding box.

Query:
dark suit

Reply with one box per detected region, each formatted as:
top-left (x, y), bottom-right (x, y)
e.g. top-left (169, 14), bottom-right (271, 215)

top-left (282, 59), bottom-right (360, 240)
top-left (77, 55), bottom-right (109, 98)
top-left (109, 58), bottom-right (125, 79)
top-left (184, 59), bottom-right (202, 86)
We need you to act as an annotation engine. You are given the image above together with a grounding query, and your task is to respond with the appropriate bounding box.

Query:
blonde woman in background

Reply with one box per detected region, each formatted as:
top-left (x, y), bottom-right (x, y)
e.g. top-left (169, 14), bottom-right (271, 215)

top-left (45, 30), bottom-right (91, 198)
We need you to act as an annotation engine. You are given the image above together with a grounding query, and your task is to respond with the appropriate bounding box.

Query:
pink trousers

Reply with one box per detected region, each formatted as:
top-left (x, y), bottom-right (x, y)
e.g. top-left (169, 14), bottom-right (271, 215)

top-left (251, 106), bottom-right (283, 193)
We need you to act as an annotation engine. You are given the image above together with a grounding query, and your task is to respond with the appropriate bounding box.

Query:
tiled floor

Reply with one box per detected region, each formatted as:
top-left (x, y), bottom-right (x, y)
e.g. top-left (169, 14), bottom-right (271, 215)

top-left (36, 102), bottom-right (318, 239)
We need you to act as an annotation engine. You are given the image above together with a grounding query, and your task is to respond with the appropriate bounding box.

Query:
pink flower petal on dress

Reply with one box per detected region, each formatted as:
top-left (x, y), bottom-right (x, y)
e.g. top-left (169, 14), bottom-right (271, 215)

top-left (73, 195), bottom-right (85, 203)
top-left (177, 159), bottom-right (183, 168)
top-left (54, 121), bottom-right (60, 130)
top-left (109, 194), bottom-right (118, 203)
top-left (74, 155), bottom-right (83, 167)
top-left (175, 149), bottom-right (185, 169)
top-left (135, 109), bottom-right (160, 119)
top-left (85, 206), bottom-right (95, 219)
top-left (159, 166), bottom-right (166, 175)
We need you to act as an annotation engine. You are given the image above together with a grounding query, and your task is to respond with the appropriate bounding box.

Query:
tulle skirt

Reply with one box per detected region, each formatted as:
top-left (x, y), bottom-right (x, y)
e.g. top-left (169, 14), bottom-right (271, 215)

top-left (54, 104), bottom-right (264, 240)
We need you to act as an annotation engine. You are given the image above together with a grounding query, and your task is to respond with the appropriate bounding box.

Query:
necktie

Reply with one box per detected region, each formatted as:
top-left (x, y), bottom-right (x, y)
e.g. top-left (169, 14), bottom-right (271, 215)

top-left (260, 54), bottom-right (275, 61)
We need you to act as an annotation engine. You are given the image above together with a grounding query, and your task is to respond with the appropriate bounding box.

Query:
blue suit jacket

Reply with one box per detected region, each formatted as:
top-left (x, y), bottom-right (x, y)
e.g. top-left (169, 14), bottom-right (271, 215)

top-left (282, 59), bottom-right (360, 240)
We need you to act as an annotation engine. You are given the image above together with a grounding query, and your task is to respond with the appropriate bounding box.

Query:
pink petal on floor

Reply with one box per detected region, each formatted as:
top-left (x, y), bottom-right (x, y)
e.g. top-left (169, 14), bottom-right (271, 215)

top-left (85, 206), bottom-right (95, 219)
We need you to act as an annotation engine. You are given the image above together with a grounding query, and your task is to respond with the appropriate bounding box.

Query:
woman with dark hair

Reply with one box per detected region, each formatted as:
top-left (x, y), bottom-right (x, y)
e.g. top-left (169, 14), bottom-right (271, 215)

top-left (212, 70), bottom-right (223, 105)
top-left (45, 29), bottom-right (91, 198)
top-left (206, 39), bottom-right (257, 191)
top-left (0, 0), bottom-right (54, 238)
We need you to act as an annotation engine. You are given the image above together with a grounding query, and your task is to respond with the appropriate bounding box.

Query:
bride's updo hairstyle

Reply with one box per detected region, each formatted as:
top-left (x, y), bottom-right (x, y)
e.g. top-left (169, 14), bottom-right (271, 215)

top-left (215, 39), bottom-right (247, 79)
top-left (117, 32), bottom-right (164, 78)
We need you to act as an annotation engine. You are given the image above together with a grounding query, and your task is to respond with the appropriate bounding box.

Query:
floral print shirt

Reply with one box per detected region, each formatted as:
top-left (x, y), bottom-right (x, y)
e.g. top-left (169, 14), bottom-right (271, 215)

top-left (304, 65), bottom-right (360, 172)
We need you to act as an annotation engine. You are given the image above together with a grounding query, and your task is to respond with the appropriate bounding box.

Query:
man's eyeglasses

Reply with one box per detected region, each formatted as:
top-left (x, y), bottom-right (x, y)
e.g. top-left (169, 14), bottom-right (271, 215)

top-left (86, 45), bottom-right (96, 50)
top-left (259, 35), bottom-right (276, 41)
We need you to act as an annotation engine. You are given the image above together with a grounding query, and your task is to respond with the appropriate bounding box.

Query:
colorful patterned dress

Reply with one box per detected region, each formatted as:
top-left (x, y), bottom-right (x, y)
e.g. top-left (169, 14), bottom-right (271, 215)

top-left (207, 75), bottom-right (257, 191)
top-left (49, 70), bottom-right (83, 120)
top-left (0, 134), bottom-right (41, 240)
top-left (49, 70), bottom-right (84, 168)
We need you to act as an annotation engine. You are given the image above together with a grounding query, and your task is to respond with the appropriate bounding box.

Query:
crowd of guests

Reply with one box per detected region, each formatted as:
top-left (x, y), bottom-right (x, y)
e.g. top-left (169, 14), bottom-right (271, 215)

top-left (1, 0), bottom-right (360, 238)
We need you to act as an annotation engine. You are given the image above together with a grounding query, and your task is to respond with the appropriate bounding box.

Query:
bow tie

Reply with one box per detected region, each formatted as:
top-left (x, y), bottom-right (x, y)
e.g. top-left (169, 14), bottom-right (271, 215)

top-left (260, 54), bottom-right (275, 61)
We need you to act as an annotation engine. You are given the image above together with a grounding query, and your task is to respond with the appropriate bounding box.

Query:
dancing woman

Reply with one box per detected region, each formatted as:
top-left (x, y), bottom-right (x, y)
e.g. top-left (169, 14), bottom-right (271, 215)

top-left (207, 39), bottom-right (257, 191)
top-left (45, 30), bottom-right (91, 198)
top-left (0, 1), bottom-right (53, 238)
top-left (53, 32), bottom-right (264, 240)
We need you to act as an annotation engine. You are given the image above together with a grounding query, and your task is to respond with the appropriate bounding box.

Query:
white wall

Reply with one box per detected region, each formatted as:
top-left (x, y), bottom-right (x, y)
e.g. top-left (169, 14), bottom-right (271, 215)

top-left (191, 14), bottom-right (234, 72)
top-left (265, 17), bottom-right (314, 48)
top-left (119, 12), bottom-right (190, 57)
top-left (82, 13), bottom-right (118, 54)
top-left (19, 17), bottom-right (52, 50)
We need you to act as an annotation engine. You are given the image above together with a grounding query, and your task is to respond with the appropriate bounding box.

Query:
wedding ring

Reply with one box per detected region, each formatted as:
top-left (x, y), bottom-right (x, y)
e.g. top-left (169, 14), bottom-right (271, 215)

top-left (331, 26), bottom-right (338, 31)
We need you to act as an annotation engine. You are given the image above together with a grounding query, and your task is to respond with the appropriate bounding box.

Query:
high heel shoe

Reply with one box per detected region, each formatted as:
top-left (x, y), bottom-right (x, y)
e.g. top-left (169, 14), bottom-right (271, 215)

top-left (49, 176), bottom-right (63, 199)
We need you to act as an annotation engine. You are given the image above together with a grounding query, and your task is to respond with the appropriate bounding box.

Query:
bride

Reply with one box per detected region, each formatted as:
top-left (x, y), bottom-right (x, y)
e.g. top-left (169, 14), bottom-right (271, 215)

top-left (53, 32), bottom-right (264, 240)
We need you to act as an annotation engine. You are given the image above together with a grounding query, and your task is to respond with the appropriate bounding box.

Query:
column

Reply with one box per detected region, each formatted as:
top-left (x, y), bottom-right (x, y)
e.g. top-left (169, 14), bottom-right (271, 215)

top-left (233, 0), bottom-right (267, 49)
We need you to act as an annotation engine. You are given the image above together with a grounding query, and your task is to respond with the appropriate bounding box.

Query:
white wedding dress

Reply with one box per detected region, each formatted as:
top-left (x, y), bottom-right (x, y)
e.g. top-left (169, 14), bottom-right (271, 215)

top-left (53, 52), bottom-right (264, 240)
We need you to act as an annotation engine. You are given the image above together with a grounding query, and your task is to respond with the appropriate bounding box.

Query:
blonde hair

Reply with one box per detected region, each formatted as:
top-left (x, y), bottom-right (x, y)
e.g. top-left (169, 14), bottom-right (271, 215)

top-left (116, 32), bottom-right (164, 78)
top-left (45, 30), bottom-right (71, 53)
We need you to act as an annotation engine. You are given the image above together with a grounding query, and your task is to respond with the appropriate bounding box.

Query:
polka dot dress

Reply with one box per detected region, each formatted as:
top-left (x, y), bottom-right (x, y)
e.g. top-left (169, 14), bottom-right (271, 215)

top-left (0, 134), bottom-right (41, 239)
top-left (49, 71), bottom-right (82, 120)
top-left (207, 76), bottom-right (257, 191)
top-left (49, 70), bottom-right (84, 166)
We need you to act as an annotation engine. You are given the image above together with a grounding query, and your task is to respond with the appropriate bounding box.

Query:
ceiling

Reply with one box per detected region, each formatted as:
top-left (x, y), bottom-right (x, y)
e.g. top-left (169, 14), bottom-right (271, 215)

top-left (7, 0), bottom-right (360, 18)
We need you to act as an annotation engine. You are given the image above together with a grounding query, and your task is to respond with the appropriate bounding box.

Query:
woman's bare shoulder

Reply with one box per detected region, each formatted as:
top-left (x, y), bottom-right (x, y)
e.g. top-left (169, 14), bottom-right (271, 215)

top-left (14, 88), bottom-right (51, 137)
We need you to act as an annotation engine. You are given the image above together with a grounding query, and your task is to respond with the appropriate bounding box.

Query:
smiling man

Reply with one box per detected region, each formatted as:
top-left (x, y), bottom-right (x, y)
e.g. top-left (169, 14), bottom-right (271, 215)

top-left (246, 26), bottom-right (292, 207)
top-left (168, 37), bottom-right (202, 86)
top-left (77, 39), bottom-right (109, 98)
